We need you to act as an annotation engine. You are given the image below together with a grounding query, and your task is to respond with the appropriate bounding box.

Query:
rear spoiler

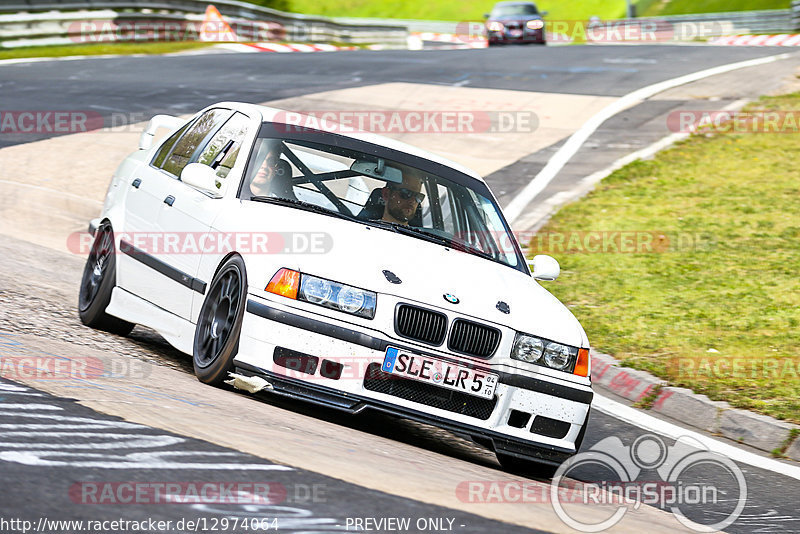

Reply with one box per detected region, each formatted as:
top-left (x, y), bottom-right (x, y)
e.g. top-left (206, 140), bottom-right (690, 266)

top-left (139, 115), bottom-right (186, 150)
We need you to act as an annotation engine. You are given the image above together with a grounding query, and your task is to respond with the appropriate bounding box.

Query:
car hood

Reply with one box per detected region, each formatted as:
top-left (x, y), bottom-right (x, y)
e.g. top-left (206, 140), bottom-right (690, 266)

top-left (227, 203), bottom-right (588, 348)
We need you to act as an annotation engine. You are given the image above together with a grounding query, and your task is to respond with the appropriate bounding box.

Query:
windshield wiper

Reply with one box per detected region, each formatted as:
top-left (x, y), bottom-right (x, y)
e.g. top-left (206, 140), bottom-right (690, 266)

top-left (382, 222), bottom-right (503, 262)
top-left (457, 243), bottom-right (498, 262)
top-left (369, 220), bottom-right (459, 248)
top-left (249, 196), bottom-right (359, 222)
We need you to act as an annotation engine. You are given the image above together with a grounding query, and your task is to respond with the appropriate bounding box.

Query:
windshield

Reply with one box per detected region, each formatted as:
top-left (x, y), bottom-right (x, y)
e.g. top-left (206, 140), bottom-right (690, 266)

top-left (241, 135), bottom-right (524, 271)
top-left (492, 3), bottom-right (538, 16)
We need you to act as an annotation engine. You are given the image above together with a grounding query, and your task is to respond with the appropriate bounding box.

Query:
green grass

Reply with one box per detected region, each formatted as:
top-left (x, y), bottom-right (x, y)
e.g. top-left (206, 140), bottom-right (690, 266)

top-left (280, 0), bottom-right (786, 20)
top-left (532, 93), bottom-right (800, 422)
top-left (637, 0), bottom-right (789, 17)
top-left (286, 0), bottom-right (626, 22)
top-left (0, 41), bottom-right (214, 61)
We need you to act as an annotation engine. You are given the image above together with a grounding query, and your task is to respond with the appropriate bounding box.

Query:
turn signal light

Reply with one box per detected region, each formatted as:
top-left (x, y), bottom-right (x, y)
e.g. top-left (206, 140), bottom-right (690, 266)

top-left (266, 268), bottom-right (300, 299)
top-left (574, 348), bottom-right (590, 377)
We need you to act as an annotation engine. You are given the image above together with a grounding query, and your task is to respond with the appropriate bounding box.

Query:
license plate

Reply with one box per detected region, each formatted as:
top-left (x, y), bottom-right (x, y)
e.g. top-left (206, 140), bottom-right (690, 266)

top-left (381, 347), bottom-right (498, 400)
top-left (509, 29), bottom-right (523, 37)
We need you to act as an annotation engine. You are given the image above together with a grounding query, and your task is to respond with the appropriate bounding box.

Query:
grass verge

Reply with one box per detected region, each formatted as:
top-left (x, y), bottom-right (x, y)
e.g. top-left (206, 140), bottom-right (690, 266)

top-left (0, 42), bottom-right (215, 61)
top-left (532, 93), bottom-right (800, 423)
top-left (287, 0), bottom-right (626, 22)
top-left (637, 0), bottom-right (789, 17)
top-left (284, 0), bottom-right (787, 21)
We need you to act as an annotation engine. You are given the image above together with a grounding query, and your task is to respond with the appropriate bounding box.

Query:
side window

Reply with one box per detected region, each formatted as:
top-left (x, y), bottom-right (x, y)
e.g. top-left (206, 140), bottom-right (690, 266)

top-left (195, 113), bottom-right (250, 179)
top-left (160, 109), bottom-right (230, 178)
top-left (152, 122), bottom-right (190, 168)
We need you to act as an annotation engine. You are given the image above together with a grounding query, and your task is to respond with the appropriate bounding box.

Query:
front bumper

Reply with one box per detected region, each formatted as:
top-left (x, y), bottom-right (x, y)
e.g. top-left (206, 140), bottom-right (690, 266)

top-left (488, 29), bottom-right (545, 44)
top-left (236, 295), bottom-right (592, 464)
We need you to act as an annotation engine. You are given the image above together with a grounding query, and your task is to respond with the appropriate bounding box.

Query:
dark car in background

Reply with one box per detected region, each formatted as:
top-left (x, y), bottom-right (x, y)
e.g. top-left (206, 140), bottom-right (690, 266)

top-left (485, 1), bottom-right (547, 45)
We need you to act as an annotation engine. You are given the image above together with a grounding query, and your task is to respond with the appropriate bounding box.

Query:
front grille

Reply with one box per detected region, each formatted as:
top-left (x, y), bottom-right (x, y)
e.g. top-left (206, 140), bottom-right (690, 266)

top-left (363, 363), bottom-right (496, 420)
top-left (448, 319), bottom-right (500, 358)
top-left (395, 304), bottom-right (447, 345)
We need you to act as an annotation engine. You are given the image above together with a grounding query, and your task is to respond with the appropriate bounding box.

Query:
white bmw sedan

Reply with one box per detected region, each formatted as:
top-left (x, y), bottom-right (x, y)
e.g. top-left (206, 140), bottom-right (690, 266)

top-left (79, 102), bottom-right (592, 475)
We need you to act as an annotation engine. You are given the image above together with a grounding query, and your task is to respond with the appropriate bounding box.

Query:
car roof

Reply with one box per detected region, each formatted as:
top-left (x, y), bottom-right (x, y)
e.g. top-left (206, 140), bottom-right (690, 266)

top-left (493, 1), bottom-right (536, 6)
top-left (216, 101), bottom-right (486, 184)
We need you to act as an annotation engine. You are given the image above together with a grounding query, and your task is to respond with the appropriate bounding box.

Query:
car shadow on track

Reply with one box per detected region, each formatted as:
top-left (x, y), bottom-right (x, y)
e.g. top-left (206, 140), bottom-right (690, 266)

top-left (126, 325), bottom-right (509, 474)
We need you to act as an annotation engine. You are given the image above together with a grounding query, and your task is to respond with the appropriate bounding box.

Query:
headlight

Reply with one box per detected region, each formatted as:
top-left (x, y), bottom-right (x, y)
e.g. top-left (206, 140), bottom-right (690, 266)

top-left (298, 274), bottom-right (376, 319)
top-left (487, 21), bottom-right (504, 32)
top-left (526, 19), bottom-right (544, 30)
top-left (511, 333), bottom-right (579, 373)
top-left (301, 276), bottom-right (334, 304)
top-left (337, 286), bottom-right (366, 314)
top-left (266, 269), bottom-right (376, 319)
top-left (512, 335), bottom-right (544, 363)
top-left (544, 343), bottom-right (572, 370)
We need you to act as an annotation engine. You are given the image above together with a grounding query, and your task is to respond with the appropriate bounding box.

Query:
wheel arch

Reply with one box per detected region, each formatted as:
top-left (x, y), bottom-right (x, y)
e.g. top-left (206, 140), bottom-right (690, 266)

top-left (191, 250), bottom-right (249, 324)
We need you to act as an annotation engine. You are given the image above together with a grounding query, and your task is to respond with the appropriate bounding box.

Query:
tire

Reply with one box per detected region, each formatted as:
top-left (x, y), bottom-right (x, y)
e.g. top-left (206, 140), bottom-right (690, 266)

top-left (193, 255), bottom-right (247, 386)
top-left (78, 222), bottom-right (135, 336)
top-left (496, 453), bottom-right (559, 479)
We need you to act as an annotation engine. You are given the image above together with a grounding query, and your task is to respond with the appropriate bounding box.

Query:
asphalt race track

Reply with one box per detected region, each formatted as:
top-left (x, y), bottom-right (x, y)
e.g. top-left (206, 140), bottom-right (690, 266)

top-left (1, 43), bottom-right (800, 533)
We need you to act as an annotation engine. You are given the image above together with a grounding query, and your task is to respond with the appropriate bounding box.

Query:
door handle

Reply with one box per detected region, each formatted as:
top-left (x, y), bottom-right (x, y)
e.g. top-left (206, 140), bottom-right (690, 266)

top-left (164, 195), bottom-right (175, 206)
top-left (131, 178), bottom-right (141, 188)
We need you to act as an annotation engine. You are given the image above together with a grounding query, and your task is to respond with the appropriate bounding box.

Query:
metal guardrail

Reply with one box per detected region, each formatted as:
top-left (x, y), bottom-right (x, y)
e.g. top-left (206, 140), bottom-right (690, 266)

top-left (0, 0), bottom-right (409, 47)
top-left (0, 0), bottom-right (798, 49)
top-left (631, 8), bottom-right (797, 37)
top-left (793, 0), bottom-right (800, 30)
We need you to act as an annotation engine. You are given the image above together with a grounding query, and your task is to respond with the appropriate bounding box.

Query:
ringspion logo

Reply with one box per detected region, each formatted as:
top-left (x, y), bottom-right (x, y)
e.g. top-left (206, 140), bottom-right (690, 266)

top-left (550, 435), bottom-right (746, 532)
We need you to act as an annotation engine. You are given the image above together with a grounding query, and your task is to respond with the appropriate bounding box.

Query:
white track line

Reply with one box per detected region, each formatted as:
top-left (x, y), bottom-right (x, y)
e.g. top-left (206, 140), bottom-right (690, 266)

top-left (0, 404), bottom-right (62, 410)
top-left (504, 52), bottom-right (792, 223)
top-left (593, 394), bottom-right (800, 481)
top-left (512, 99), bottom-right (749, 231)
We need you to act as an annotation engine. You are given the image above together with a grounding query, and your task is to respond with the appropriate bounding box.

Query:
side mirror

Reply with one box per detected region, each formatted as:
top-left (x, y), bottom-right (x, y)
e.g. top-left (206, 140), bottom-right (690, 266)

top-left (139, 114), bottom-right (185, 151)
top-left (181, 163), bottom-right (224, 198)
top-left (483, 13), bottom-right (490, 18)
top-left (528, 254), bottom-right (560, 281)
top-left (540, 10), bottom-right (549, 16)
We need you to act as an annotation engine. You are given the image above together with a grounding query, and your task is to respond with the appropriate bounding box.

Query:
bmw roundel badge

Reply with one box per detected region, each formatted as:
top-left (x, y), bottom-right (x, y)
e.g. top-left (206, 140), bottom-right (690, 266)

top-left (443, 293), bottom-right (459, 304)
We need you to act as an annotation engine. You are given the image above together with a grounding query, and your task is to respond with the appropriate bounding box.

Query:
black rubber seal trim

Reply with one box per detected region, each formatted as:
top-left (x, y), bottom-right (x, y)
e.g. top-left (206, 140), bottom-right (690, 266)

top-left (119, 239), bottom-right (206, 295)
top-left (497, 372), bottom-right (594, 404)
top-left (246, 299), bottom-right (386, 351)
